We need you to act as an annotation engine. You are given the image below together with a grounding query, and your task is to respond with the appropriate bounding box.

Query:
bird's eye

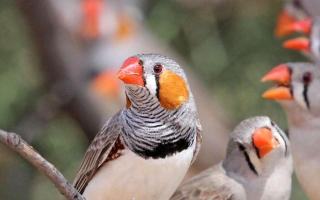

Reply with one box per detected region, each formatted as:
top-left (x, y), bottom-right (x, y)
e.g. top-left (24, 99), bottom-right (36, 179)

top-left (237, 143), bottom-right (245, 151)
top-left (301, 72), bottom-right (312, 84)
top-left (293, 0), bottom-right (302, 8)
top-left (153, 64), bottom-right (163, 74)
top-left (271, 121), bottom-right (275, 126)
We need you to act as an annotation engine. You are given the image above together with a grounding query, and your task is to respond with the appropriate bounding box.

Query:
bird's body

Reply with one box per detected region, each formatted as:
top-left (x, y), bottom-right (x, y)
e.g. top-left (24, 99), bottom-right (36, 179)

top-left (286, 112), bottom-right (320, 200)
top-left (74, 54), bottom-right (202, 200)
top-left (84, 141), bottom-right (195, 199)
top-left (262, 63), bottom-right (320, 200)
top-left (171, 116), bottom-right (292, 200)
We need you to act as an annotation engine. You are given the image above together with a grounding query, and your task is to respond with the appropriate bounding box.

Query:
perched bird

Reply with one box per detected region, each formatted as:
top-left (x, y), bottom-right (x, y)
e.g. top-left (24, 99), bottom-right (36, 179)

top-left (73, 53), bottom-right (202, 200)
top-left (170, 116), bottom-right (293, 200)
top-left (275, 0), bottom-right (320, 37)
top-left (281, 17), bottom-right (320, 64)
top-left (262, 63), bottom-right (320, 200)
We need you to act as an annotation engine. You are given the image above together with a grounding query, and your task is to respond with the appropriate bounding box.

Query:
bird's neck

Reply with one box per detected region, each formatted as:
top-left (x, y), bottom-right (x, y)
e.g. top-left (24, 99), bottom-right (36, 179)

top-left (121, 86), bottom-right (196, 160)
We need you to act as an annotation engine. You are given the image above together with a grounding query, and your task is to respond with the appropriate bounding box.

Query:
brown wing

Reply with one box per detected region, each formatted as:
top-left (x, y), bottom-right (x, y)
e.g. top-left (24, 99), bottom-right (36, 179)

top-left (170, 163), bottom-right (235, 200)
top-left (73, 110), bottom-right (123, 194)
top-left (190, 119), bottom-right (203, 165)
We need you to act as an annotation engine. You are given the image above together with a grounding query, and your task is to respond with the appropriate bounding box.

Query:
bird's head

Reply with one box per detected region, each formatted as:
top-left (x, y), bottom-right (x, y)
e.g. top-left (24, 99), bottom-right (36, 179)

top-left (262, 63), bottom-right (320, 118)
top-left (117, 53), bottom-right (192, 111)
top-left (223, 116), bottom-right (290, 178)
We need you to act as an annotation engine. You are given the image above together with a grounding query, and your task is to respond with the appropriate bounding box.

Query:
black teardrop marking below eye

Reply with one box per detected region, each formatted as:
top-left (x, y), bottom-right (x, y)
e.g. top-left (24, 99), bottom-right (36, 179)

top-left (237, 142), bottom-right (258, 175)
top-left (153, 64), bottom-right (163, 74)
top-left (303, 83), bottom-right (310, 109)
top-left (301, 72), bottom-right (311, 109)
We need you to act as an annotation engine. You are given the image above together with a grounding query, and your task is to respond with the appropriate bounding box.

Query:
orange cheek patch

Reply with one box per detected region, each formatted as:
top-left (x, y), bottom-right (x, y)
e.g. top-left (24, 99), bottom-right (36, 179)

top-left (159, 70), bottom-right (189, 110)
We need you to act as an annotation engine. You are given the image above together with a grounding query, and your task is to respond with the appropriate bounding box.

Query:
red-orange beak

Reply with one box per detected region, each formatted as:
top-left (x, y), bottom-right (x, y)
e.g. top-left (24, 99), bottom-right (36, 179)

top-left (261, 64), bottom-right (293, 100)
top-left (117, 57), bottom-right (144, 86)
top-left (275, 10), bottom-right (297, 38)
top-left (283, 37), bottom-right (311, 51)
top-left (252, 127), bottom-right (280, 158)
top-left (281, 18), bottom-right (313, 36)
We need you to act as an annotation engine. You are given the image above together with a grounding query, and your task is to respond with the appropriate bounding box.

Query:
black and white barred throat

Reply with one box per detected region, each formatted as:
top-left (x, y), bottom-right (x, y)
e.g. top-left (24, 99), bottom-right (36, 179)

top-left (121, 85), bottom-right (196, 159)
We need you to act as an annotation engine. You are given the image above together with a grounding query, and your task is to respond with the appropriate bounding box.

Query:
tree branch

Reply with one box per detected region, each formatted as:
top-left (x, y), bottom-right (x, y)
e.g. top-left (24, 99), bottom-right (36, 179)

top-left (0, 129), bottom-right (85, 200)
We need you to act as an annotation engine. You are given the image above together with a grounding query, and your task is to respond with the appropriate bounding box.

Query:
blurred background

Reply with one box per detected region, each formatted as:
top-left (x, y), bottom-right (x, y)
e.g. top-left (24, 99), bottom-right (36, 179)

top-left (0, 0), bottom-right (309, 199)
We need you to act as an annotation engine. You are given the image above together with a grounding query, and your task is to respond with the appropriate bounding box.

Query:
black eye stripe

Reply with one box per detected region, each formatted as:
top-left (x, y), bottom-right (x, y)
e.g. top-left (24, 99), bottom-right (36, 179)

top-left (275, 126), bottom-right (288, 157)
top-left (237, 142), bottom-right (258, 175)
top-left (244, 150), bottom-right (258, 175)
top-left (303, 83), bottom-right (310, 109)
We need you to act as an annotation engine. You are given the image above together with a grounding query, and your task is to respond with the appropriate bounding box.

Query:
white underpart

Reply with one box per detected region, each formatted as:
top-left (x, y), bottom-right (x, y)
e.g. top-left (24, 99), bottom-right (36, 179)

top-left (82, 138), bottom-right (196, 200)
top-left (280, 99), bottom-right (320, 200)
top-left (145, 74), bottom-right (157, 96)
top-left (290, 122), bottom-right (320, 200)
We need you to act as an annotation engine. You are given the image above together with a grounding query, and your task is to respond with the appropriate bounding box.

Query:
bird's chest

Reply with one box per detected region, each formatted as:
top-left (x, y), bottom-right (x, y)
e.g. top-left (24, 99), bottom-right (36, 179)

top-left (83, 147), bottom-right (194, 200)
top-left (290, 128), bottom-right (320, 199)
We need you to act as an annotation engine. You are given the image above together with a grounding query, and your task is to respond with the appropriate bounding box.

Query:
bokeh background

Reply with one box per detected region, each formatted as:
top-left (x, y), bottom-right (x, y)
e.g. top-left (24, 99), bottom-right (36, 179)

top-left (0, 0), bottom-right (309, 199)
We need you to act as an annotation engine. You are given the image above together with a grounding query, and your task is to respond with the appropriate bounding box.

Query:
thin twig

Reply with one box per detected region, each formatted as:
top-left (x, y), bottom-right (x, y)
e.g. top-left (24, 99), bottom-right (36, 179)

top-left (0, 129), bottom-right (85, 200)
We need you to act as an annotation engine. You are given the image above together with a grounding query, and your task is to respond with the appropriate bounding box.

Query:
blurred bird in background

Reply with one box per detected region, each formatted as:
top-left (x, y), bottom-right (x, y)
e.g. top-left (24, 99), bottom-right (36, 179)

top-left (275, 0), bottom-right (320, 37)
top-left (269, 1), bottom-right (320, 199)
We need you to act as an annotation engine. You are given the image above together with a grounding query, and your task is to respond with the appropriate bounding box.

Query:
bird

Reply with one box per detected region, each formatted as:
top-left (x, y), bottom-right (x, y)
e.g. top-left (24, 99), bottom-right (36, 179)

top-left (275, 0), bottom-right (320, 37)
top-left (73, 53), bottom-right (202, 200)
top-left (261, 62), bottom-right (320, 200)
top-left (281, 17), bottom-right (320, 64)
top-left (170, 116), bottom-right (293, 200)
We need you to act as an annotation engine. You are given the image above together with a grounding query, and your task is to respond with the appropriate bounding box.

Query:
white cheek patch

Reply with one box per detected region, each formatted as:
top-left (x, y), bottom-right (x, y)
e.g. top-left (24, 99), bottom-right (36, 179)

top-left (294, 83), bottom-right (309, 110)
top-left (145, 74), bottom-right (158, 96)
top-left (248, 150), bottom-right (262, 175)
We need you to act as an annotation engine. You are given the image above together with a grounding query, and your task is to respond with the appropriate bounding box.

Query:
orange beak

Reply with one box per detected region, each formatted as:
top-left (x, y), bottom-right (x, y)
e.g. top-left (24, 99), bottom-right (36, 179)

top-left (275, 10), bottom-right (297, 38)
top-left (117, 57), bottom-right (144, 86)
top-left (252, 127), bottom-right (280, 158)
top-left (282, 37), bottom-right (310, 51)
top-left (281, 18), bottom-right (313, 35)
top-left (261, 64), bottom-right (293, 100)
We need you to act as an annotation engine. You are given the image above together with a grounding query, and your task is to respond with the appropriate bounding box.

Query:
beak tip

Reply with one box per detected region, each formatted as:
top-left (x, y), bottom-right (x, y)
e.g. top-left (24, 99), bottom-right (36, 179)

top-left (260, 77), bottom-right (267, 82)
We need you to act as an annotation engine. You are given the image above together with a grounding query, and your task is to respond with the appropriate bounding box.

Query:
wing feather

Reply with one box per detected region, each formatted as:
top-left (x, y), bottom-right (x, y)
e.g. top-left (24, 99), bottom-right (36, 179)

top-left (190, 119), bottom-right (203, 165)
top-left (170, 163), bottom-right (235, 200)
top-left (73, 110), bottom-right (123, 194)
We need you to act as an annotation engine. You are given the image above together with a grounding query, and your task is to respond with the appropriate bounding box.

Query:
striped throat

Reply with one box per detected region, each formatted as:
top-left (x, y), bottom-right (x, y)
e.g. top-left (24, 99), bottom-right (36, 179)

top-left (121, 85), bottom-right (196, 160)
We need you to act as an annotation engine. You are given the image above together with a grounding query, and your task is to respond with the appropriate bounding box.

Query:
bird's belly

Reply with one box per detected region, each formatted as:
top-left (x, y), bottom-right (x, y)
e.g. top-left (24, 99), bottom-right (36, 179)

top-left (82, 147), bottom-right (193, 200)
top-left (290, 130), bottom-right (320, 200)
